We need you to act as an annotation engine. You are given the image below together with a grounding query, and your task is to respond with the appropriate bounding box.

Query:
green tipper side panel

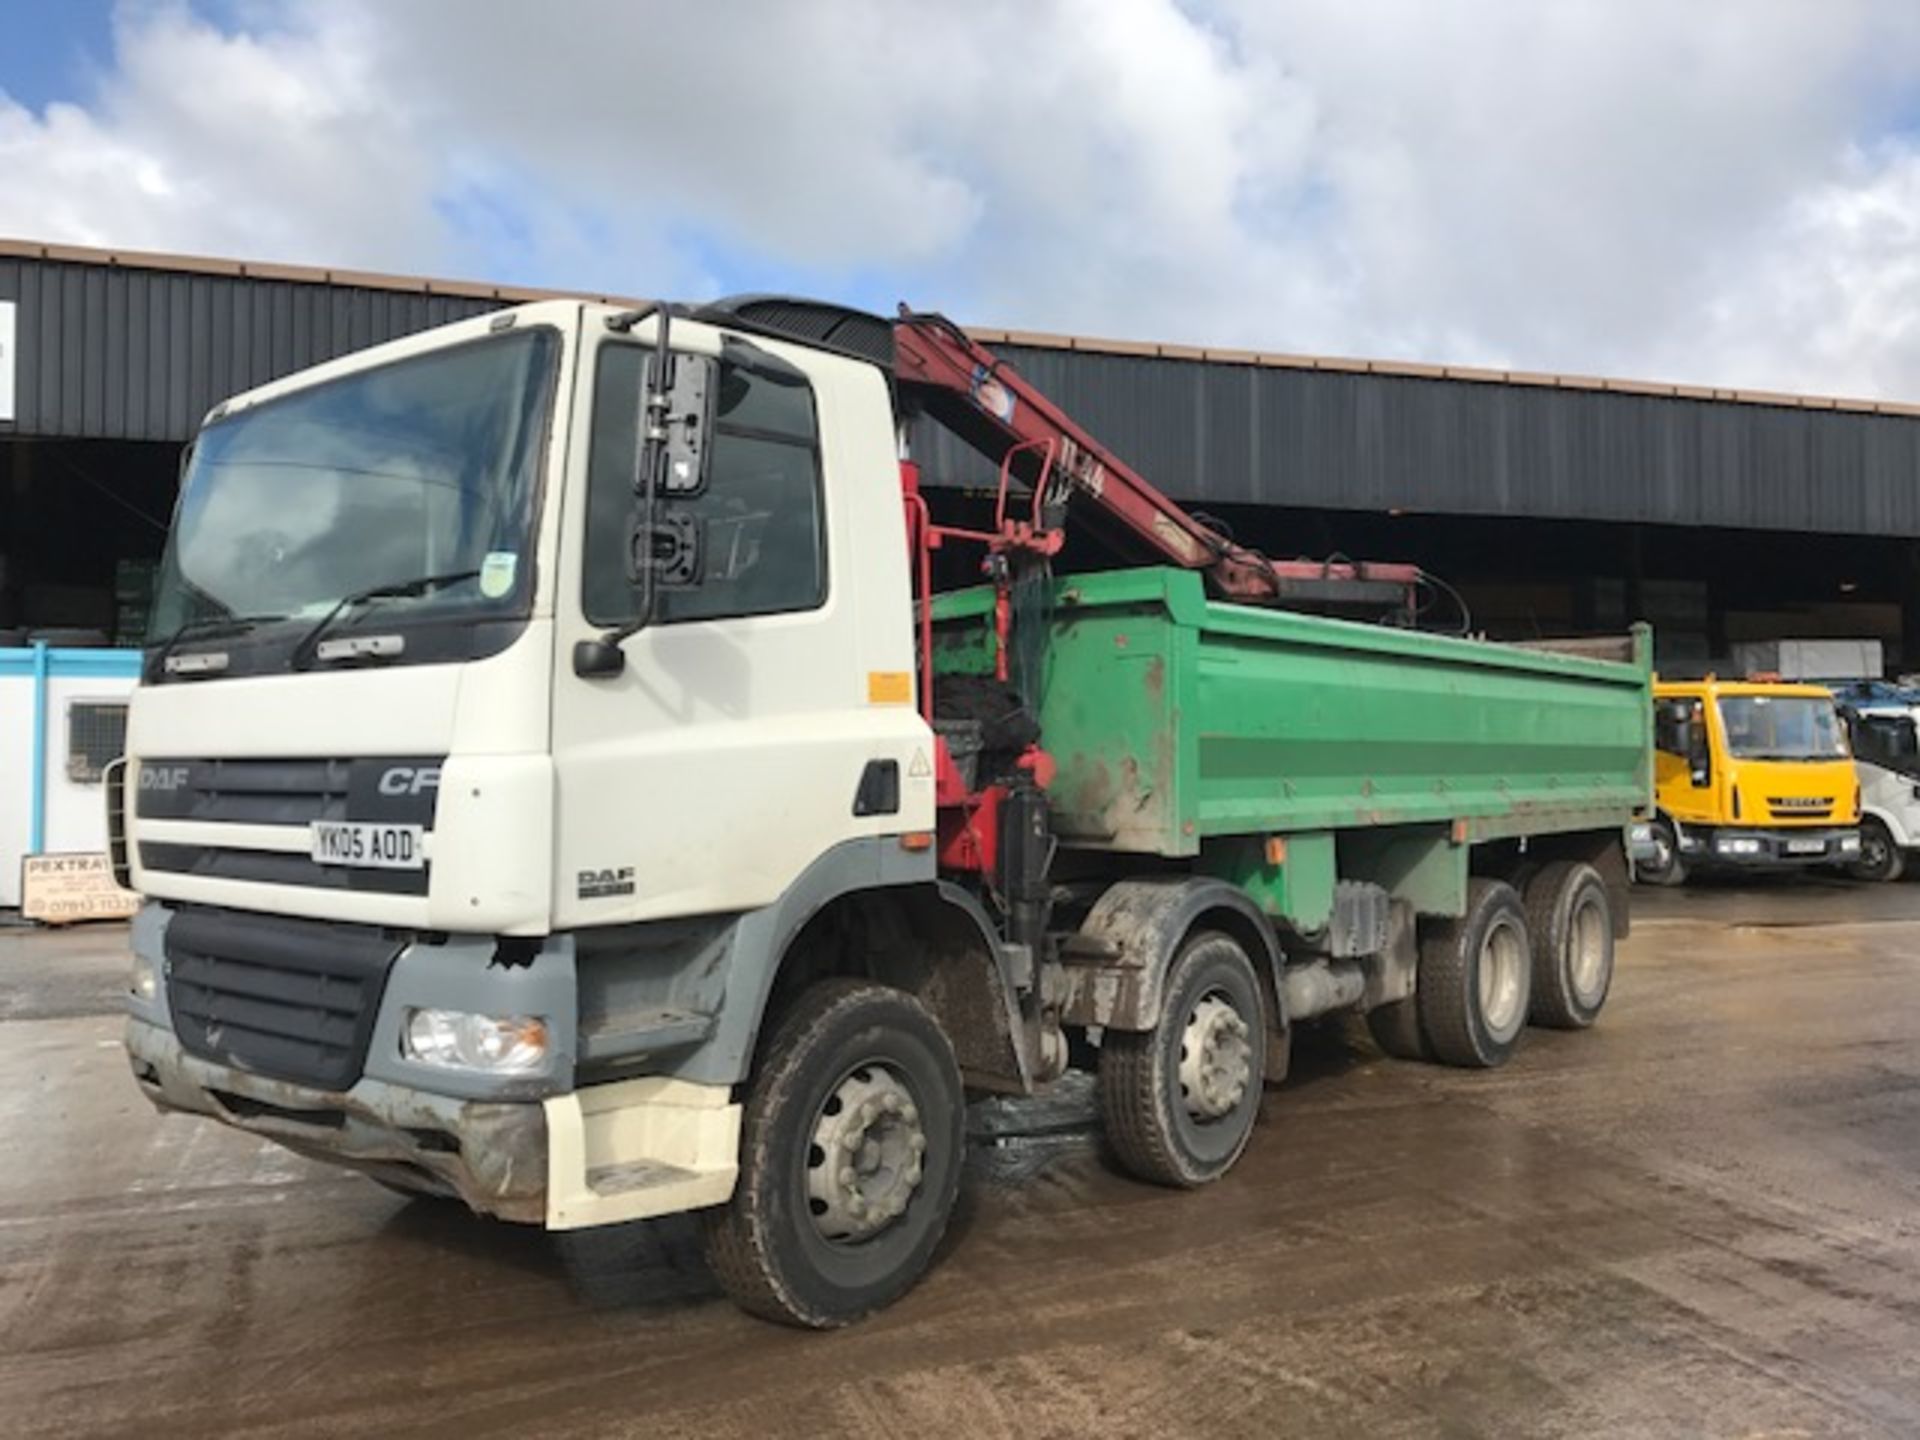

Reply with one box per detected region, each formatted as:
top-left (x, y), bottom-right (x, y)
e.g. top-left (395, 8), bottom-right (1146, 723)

top-left (932, 567), bottom-right (1653, 859)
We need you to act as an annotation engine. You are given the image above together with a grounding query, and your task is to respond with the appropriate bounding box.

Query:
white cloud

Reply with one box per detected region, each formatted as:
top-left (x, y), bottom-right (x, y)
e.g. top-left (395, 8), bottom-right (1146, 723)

top-left (5, 0), bottom-right (1920, 398)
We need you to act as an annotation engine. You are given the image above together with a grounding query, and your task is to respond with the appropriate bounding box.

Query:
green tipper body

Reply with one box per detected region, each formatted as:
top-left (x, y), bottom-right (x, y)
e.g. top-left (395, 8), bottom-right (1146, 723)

top-left (933, 567), bottom-right (1653, 927)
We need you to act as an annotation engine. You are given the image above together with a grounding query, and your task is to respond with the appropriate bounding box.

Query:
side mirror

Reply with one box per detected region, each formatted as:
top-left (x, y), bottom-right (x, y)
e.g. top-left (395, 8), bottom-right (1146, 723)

top-left (573, 637), bottom-right (626, 678)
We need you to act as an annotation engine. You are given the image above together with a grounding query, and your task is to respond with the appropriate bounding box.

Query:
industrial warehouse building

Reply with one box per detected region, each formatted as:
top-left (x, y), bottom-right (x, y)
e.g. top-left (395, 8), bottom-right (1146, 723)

top-left (6, 236), bottom-right (1920, 670)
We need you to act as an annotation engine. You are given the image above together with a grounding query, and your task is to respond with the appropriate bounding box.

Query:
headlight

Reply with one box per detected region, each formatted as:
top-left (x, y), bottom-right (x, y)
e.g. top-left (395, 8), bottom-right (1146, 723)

top-left (129, 951), bottom-right (158, 1002)
top-left (1717, 837), bottom-right (1762, 856)
top-left (1840, 834), bottom-right (1862, 852)
top-left (402, 1009), bottom-right (549, 1074)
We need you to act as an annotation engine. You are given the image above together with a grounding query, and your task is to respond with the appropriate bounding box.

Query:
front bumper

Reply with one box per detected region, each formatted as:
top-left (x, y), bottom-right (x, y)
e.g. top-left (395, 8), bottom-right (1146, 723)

top-left (123, 901), bottom-right (742, 1228)
top-left (1676, 824), bottom-right (1862, 867)
top-left (126, 1015), bottom-right (550, 1221)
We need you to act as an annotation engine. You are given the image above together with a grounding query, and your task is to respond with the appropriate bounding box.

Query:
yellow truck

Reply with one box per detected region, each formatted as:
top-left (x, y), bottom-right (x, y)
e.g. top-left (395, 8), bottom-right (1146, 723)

top-left (1640, 677), bottom-right (1861, 885)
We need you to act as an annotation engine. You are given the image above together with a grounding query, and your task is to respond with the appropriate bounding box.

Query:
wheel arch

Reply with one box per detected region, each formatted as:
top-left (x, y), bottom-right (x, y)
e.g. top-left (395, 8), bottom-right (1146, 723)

top-left (751, 880), bottom-right (1032, 1097)
top-left (1059, 876), bottom-right (1288, 1045)
top-left (1862, 804), bottom-right (1912, 849)
top-left (652, 840), bottom-right (1031, 1095)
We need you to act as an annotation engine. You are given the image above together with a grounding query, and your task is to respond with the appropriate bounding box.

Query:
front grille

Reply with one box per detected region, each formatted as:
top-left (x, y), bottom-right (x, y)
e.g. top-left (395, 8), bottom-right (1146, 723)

top-left (136, 756), bottom-right (442, 896)
top-left (165, 906), bottom-right (405, 1090)
top-left (1768, 796), bottom-right (1834, 820)
top-left (139, 842), bottom-right (429, 895)
top-left (136, 757), bottom-right (444, 826)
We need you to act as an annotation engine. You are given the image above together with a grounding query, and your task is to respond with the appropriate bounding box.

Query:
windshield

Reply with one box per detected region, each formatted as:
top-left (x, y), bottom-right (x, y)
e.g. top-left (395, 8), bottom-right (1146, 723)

top-left (149, 328), bottom-right (559, 662)
top-left (1717, 695), bottom-right (1849, 761)
top-left (1851, 712), bottom-right (1920, 774)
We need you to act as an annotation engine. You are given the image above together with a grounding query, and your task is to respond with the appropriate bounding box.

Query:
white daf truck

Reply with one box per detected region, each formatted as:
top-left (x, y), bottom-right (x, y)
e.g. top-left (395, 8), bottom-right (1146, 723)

top-left (115, 296), bottom-right (1650, 1327)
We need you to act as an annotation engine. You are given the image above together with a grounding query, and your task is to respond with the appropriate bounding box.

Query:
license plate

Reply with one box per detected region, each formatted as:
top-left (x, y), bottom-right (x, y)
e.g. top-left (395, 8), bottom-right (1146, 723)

top-left (310, 821), bottom-right (425, 870)
top-left (1785, 837), bottom-right (1827, 855)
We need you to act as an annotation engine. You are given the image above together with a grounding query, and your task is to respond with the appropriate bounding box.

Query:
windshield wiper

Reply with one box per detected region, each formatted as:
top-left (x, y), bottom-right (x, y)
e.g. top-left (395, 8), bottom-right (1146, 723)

top-left (288, 569), bottom-right (481, 671)
top-left (150, 611), bottom-right (282, 677)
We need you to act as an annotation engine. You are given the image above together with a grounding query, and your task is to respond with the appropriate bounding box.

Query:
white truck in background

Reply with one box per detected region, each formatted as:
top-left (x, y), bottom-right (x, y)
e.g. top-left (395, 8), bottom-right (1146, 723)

top-left (1838, 704), bottom-right (1920, 882)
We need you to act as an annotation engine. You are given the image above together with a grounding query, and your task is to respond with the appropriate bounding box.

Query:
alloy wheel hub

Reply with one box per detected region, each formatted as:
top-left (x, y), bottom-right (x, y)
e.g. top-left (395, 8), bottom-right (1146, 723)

top-left (806, 1064), bottom-right (926, 1242)
top-left (1179, 995), bottom-right (1252, 1120)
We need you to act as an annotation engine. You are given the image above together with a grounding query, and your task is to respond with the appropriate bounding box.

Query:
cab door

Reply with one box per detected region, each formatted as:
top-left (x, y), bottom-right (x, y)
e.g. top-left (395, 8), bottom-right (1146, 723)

top-left (1653, 693), bottom-right (1718, 825)
top-left (548, 320), bottom-right (922, 928)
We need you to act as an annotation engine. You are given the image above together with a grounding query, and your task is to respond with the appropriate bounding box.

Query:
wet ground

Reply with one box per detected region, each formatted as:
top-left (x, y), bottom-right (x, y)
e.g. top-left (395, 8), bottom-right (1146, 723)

top-left (5, 876), bottom-right (1920, 1438)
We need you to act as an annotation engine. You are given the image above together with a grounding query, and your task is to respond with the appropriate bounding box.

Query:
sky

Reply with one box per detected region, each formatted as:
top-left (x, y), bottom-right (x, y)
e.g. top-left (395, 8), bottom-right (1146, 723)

top-left (5, 0), bottom-right (1920, 399)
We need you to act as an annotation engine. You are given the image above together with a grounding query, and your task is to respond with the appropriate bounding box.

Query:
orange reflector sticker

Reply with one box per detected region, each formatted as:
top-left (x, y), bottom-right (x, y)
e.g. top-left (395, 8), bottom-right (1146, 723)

top-left (867, 671), bottom-right (913, 705)
top-left (1450, 818), bottom-right (1468, 844)
top-left (900, 831), bottom-right (934, 851)
top-left (1264, 836), bottom-right (1287, 866)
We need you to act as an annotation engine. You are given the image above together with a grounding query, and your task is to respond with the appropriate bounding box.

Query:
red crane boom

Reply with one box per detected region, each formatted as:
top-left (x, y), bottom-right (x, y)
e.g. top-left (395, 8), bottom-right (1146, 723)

top-left (891, 308), bottom-right (1422, 610)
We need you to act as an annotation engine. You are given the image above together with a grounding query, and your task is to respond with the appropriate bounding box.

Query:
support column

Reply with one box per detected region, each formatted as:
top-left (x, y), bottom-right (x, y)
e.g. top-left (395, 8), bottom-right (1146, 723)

top-left (1899, 540), bottom-right (1920, 676)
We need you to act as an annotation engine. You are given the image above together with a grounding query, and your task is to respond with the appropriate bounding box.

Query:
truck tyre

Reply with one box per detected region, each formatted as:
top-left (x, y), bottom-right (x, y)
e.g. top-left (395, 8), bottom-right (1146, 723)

top-left (1364, 993), bottom-right (1429, 1060)
top-left (1637, 818), bottom-right (1688, 887)
top-left (700, 980), bottom-right (964, 1328)
top-left (1100, 931), bottom-right (1267, 1188)
top-left (1417, 878), bottom-right (1531, 1069)
top-left (1522, 861), bottom-right (1613, 1029)
top-left (1849, 817), bottom-right (1904, 883)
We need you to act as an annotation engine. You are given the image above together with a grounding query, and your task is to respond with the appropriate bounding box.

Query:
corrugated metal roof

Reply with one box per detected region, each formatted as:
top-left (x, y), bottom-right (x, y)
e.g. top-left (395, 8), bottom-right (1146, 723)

top-left (0, 236), bottom-right (645, 306)
top-left (960, 325), bottom-right (1920, 418)
top-left (908, 345), bottom-right (1920, 537)
top-left (6, 236), bottom-right (1920, 537)
top-left (7, 234), bottom-right (1917, 417)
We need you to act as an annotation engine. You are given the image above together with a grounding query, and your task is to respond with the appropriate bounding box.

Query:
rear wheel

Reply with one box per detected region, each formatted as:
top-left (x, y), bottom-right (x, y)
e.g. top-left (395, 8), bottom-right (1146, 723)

top-left (701, 981), bottom-right (964, 1328)
top-left (1637, 818), bottom-right (1688, 887)
top-left (1849, 817), bottom-right (1904, 883)
top-left (1523, 861), bottom-right (1614, 1029)
top-left (1100, 931), bottom-right (1267, 1187)
top-left (1417, 878), bottom-right (1531, 1069)
top-left (1365, 991), bottom-right (1429, 1060)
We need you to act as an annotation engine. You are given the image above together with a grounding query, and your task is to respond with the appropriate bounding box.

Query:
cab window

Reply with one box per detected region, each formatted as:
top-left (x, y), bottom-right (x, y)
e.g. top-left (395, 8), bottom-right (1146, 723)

top-left (584, 346), bottom-right (827, 625)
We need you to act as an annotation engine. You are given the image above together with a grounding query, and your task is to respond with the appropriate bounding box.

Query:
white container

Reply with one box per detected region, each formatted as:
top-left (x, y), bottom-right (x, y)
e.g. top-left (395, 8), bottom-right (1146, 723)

top-left (1730, 638), bottom-right (1884, 682)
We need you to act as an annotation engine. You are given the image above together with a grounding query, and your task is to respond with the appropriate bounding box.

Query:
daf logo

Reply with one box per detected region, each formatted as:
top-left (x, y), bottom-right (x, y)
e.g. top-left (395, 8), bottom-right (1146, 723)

top-left (378, 766), bottom-right (442, 797)
top-left (139, 765), bottom-right (191, 791)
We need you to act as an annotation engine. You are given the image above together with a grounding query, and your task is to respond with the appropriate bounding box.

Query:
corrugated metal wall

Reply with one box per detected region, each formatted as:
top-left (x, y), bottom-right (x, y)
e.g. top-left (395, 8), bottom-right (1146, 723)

top-left (7, 251), bottom-right (1920, 537)
top-left (0, 255), bottom-right (498, 442)
top-left (914, 345), bottom-right (1920, 538)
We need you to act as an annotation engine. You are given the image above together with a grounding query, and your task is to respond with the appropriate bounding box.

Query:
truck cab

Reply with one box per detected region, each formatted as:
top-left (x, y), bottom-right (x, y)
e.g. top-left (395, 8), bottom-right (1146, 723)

top-left (118, 300), bottom-right (934, 1233)
top-left (1641, 677), bottom-right (1861, 884)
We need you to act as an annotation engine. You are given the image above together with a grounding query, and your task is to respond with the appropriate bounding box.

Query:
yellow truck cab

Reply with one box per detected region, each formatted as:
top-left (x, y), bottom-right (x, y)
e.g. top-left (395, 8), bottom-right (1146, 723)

top-left (1641, 677), bottom-right (1861, 884)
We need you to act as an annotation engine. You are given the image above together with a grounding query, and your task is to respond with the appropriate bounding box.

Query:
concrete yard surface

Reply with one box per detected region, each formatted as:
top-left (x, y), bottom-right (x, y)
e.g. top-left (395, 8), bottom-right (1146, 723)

top-left (4, 880), bottom-right (1920, 1437)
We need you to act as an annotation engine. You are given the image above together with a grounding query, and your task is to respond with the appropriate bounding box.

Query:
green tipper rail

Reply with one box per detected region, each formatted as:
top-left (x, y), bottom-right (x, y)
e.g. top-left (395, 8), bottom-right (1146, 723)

top-left (932, 567), bottom-right (1653, 860)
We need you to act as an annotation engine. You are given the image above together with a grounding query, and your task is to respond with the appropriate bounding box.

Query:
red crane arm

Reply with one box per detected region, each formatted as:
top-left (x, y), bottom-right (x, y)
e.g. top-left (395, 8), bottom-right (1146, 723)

top-left (891, 308), bottom-right (1421, 608)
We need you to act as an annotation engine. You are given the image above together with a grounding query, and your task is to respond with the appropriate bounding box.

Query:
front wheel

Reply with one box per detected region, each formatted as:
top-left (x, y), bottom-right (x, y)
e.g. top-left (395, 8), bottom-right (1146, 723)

top-left (1100, 931), bottom-right (1267, 1188)
top-left (701, 981), bottom-right (964, 1328)
top-left (1637, 818), bottom-right (1688, 887)
top-left (1848, 817), bottom-right (1905, 883)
